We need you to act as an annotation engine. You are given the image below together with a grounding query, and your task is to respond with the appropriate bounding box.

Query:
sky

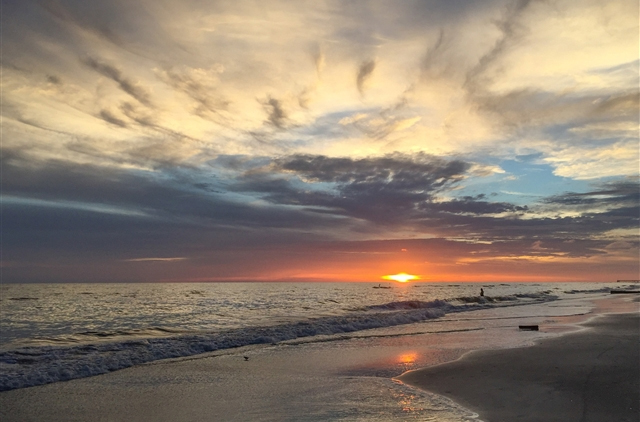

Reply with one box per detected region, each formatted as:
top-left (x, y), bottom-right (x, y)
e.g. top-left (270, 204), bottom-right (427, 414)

top-left (1, 0), bottom-right (639, 283)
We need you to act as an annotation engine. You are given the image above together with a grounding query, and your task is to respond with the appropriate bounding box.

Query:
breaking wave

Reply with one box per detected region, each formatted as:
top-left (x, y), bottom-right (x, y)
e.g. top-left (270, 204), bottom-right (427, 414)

top-left (0, 293), bottom-right (556, 391)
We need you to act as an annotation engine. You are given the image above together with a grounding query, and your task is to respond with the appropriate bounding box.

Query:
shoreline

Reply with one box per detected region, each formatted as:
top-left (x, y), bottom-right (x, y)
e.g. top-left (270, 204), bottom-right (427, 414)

top-left (397, 311), bottom-right (640, 422)
top-left (1, 294), bottom-right (636, 421)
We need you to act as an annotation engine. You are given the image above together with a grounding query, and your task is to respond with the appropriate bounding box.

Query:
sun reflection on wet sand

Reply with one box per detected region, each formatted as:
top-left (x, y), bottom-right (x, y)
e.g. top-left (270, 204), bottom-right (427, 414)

top-left (397, 352), bottom-right (418, 365)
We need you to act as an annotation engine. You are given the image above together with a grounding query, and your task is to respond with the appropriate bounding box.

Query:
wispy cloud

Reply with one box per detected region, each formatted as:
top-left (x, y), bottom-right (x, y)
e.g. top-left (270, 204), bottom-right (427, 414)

top-left (83, 57), bottom-right (153, 106)
top-left (262, 96), bottom-right (288, 129)
top-left (356, 59), bottom-right (376, 95)
top-left (123, 257), bottom-right (188, 262)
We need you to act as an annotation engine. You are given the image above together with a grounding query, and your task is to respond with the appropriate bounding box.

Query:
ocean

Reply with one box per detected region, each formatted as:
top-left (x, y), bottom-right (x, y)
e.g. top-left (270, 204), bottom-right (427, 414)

top-left (0, 281), bottom-right (624, 396)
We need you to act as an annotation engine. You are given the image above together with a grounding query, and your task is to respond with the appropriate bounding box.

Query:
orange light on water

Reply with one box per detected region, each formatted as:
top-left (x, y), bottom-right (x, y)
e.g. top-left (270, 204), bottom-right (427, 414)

top-left (382, 273), bottom-right (419, 283)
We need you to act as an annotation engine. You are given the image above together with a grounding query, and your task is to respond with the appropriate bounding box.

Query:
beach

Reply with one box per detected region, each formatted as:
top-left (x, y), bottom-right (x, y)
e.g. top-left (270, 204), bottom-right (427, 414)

top-left (399, 311), bottom-right (640, 422)
top-left (5, 0), bottom-right (640, 417)
top-left (0, 287), bottom-right (638, 421)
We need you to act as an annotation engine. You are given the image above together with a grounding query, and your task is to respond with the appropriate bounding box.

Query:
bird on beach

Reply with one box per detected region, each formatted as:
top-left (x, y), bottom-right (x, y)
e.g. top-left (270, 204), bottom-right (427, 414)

top-left (244, 356), bottom-right (249, 361)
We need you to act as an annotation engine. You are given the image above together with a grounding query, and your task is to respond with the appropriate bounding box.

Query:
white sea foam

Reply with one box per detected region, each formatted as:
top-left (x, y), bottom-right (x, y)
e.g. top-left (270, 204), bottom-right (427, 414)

top-left (0, 293), bottom-right (558, 391)
top-left (564, 284), bottom-right (639, 294)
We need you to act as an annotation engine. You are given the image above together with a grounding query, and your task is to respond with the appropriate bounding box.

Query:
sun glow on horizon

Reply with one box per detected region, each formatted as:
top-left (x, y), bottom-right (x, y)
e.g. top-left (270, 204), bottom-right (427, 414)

top-left (382, 273), bottom-right (419, 283)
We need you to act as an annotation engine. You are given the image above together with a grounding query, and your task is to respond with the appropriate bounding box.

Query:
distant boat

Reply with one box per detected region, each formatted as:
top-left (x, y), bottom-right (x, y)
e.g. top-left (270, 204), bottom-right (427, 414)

top-left (373, 284), bottom-right (392, 289)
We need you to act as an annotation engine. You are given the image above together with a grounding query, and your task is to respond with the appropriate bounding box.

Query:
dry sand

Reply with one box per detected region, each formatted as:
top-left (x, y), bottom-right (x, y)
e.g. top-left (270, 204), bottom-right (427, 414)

top-left (398, 312), bottom-right (640, 422)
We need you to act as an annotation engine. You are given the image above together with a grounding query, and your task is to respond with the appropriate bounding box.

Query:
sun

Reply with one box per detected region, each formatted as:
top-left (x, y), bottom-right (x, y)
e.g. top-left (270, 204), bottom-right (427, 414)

top-left (382, 273), bottom-right (419, 283)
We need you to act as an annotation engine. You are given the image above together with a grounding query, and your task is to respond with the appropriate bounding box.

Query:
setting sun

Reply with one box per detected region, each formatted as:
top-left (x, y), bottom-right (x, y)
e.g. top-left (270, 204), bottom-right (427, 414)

top-left (382, 273), bottom-right (419, 283)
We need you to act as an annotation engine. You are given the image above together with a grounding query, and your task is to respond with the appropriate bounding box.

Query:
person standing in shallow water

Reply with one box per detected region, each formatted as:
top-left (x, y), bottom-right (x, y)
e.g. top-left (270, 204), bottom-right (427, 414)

top-left (480, 288), bottom-right (484, 296)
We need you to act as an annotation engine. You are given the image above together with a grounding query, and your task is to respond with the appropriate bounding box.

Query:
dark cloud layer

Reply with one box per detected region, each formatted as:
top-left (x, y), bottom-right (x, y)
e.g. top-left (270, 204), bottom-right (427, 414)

top-left (3, 148), bottom-right (638, 281)
top-left (277, 153), bottom-right (468, 184)
top-left (232, 153), bottom-right (471, 223)
top-left (544, 181), bottom-right (639, 207)
top-left (428, 195), bottom-right (528, 215)
top-left (2, 152), bottom-right (341, 233)
top-left (228, 153), bottom-right (639, 244)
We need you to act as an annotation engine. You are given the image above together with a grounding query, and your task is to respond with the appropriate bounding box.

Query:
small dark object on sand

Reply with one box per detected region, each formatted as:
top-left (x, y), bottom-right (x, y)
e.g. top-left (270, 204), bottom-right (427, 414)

top-left (610, 289), bottom-right (640, 294)
top-left (244, 356), bottom-right (249, 361)
top-left (519, 325), bottom-right (539, 331)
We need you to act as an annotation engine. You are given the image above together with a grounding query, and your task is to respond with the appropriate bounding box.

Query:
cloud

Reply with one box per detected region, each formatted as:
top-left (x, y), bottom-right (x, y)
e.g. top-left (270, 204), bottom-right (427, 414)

top-left (356, 59), bottom-right (376, 95)
top-left (83, 57), bottom-right (153, 106)
top-left (420, 29), bottom-right (455, 80)
top-left (310, 43), bottom-right (325, 76)
top-left (118, 102), bottom-right (155, 127)
top-left (4, 146), bottom-right (638, 281)
top-left (605, 241), bottom-right (634, 251)
top-left (465, 0), bottom-right (536, 93)
top-left (46, 74), bottom-right (63, 85)
top-left (1, 150), bottom-right (344, 234)
top-left (261, 96), bottom-right (288, 129)
top-left (544, 180), bottom-right (639, 206)
top-left (273, 153), bottom-right (469, 186)
top-left (531, 240), bottom-right (545, 250)
top-left (232, 153), bottom-right (492, 223)
top-left (337, 111), bottom-right (423, 140)
top-left (2, 0), bottom-right (638, 281)
top-left (225, 152), bottom-right (640, 244)
top-left (154, 66), bottom-right (230, 121)
top-left (428, 196), bottom-right (528, 215)
top-left (99, 109), bottom-right (128, 128)
top-left (339, 113), bottom-right (368, 125)
top-left (3, 0), bottom-right (635, 169)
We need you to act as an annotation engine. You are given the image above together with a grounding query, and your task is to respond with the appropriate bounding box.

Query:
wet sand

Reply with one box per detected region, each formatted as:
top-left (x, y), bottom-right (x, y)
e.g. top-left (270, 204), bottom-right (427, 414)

top-left (398, 312), bottom-right (640, 422)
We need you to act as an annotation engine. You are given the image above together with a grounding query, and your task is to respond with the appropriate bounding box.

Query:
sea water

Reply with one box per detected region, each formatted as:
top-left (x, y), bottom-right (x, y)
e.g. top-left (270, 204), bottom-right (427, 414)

top-left (0, 281), bottom-right (624, 395)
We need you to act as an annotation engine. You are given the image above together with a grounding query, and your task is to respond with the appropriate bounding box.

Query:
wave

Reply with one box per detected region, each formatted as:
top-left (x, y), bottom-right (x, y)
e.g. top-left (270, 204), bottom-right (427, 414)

top-left (370, 292), bottom-right (554, 309)
top-left (564, 284), bottom-right (639, 294)
top-left (11, 327), bottom-right (196, 347)
top-left (0, 293), bottom-right (555, 392)
top-left (367, 299), bottom-right (450, 310)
